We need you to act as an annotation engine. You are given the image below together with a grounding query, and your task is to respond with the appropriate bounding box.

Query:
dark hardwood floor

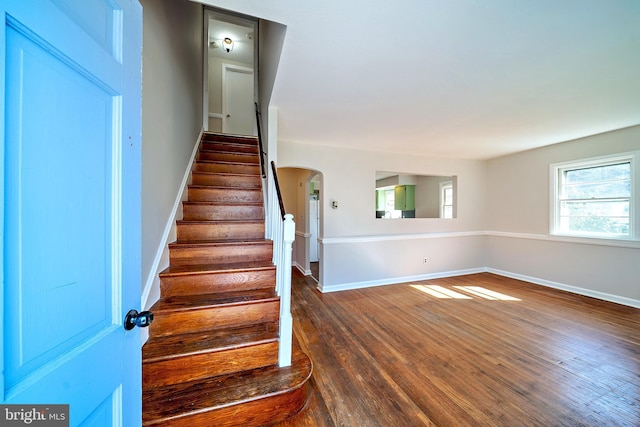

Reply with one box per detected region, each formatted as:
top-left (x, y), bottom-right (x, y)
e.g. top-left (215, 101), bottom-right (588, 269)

top-left (276, 271), bottom-right (640, 426)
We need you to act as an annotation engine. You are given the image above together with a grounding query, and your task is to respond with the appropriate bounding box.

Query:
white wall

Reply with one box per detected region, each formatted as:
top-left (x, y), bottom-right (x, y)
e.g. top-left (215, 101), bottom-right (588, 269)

top-left (141, 0), bottom-right (203, 307)
top-left (278, 141), bottom-right (488, 291)
top-left (486, 125), bottom-right (640, 305)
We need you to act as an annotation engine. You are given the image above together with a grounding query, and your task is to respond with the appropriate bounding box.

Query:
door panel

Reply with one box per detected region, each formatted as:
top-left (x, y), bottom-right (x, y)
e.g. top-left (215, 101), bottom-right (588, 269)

top-left (223, 64), bottom-right (255, 136)
top-left (5, 24), bottom-right (115, 387)
top-left (1, 1), bottom-right (141, 425)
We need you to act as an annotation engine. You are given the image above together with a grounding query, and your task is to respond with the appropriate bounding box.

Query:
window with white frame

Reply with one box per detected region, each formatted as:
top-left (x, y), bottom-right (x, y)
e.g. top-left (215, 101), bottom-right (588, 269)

top-left (440, 181), bottom-right (453, 219)
top-left (551, 155), bottom-right (634, 239)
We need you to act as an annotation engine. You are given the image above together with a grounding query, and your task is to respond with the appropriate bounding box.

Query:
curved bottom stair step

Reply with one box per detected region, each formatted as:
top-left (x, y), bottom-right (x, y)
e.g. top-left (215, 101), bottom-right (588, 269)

top-left (142, 347), bottom-right (313, 427)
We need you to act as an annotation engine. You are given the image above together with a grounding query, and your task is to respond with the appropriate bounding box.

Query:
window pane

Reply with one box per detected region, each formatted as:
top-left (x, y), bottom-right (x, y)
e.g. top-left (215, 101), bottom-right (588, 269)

top-left (565, 162), bottom-right (630, 184)
top-left (560, 200), bottom-right (629, 217)
top-left (560, 200), bottom-right (629, 234)
top-left (560, 215), bottom-right (629, 235)
top-left (564, 180), bottom-right (630, 199)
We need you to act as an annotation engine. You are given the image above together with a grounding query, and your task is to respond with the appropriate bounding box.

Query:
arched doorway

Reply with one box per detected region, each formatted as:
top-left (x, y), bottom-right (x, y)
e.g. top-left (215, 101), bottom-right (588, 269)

top-left (277, 167), bottom-right (323, 285)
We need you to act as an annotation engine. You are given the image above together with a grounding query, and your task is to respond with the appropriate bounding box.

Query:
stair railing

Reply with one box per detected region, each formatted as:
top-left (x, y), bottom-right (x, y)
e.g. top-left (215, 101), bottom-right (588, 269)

top-left (268, 161), bottom-right (295, 367)
top-left (255, 102), bottom-right (267, 179)
top-left (255, 102), bottom-right (294, 367)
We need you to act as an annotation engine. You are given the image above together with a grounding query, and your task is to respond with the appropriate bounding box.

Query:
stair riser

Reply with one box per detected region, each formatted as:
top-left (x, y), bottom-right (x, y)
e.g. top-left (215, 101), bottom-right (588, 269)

top-left (169, 243), bottom-right (273, 266)
top-left (150, 300), bottom-right (280, 337)
top-left (188, 187), bottom-right (262, 203)
top-left (145, 383), bottom-right (309, 427)
top-left (161, 269), bottom-right (276, 297)
top-left (195, 162), bottom-right (260, 175)
top-left (198, 152), bottom-right (259, 164)
top-left (176, 222), bottom-right (264, 241)
top-left (182, 203), bottom-right (263, 221)
top-left (191, 173), bottom-right (261, 188)
top-left (202, 134), bottom-right (257, 145)
top-left (201, 141), bottom-right (258, 154)
top-left (143, 341), bottom-right (279, 389)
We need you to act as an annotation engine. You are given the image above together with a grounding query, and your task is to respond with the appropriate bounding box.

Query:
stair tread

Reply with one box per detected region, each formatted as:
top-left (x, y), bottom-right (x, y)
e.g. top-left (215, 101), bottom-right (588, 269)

top-left (191, 171), bottom-right (260, 181)
top-left (152, 289), bottom-right (278, 313)
top-left (169, 238), bottom-right (270, 246)
top-left (142, 348), bottom-right (312, 423)
top-left (201, 140), bottom-right (258, 148)
top-left (188, 184), bottom-right (261, 190)
top-left (177, 219), bottom-right (264, 224)
top-left (199, 148), bottom-right (258, 156)
top-left (160, 261), bottom-right (275, 276)
top-left (143, 322), bottom-right (279, 363)
top-left (196, 159), bottom-right (260, 166)
top-left (183, 200), bottom-right (263, 206)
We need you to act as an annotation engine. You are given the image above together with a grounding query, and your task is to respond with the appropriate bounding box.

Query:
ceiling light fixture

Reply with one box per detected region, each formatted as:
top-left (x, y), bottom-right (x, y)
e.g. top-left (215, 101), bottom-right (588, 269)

top-left (222, 37), bottom-right (234, 53)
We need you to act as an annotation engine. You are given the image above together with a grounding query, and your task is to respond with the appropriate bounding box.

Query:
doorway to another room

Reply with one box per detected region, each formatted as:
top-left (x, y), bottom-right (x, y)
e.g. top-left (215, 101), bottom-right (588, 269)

top-left (277, 168), bottom-right (323, 285)
top-left (204, 10), bottom-right (257, 135)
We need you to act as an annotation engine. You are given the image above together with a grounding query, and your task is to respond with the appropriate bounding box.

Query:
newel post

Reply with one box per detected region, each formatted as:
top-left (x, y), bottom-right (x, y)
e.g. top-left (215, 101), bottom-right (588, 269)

top-left (279, 213), bottom-right (295, 367)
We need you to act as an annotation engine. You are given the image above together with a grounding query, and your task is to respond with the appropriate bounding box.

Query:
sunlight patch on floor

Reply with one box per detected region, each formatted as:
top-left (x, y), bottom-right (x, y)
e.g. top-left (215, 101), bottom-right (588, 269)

top-left (454, 286), bottom-right (521, 301)
top-left (410, 285), bottom-right (472, 299)
top-left (409, 284), bottom-right (521, 301)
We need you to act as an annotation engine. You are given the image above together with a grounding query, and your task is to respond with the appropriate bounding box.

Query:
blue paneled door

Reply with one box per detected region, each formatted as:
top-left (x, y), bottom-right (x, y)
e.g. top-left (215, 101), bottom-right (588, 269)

top-left (1, 1), bottom-right (142, 425)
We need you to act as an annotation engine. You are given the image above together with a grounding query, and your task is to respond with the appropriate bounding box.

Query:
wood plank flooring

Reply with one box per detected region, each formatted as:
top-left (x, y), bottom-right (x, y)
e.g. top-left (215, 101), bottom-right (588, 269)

top-left (276, 271), bottom-right (640, 426)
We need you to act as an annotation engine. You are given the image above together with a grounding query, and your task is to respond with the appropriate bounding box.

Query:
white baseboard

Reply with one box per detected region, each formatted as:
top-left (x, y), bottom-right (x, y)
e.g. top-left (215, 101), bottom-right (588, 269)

top-left (486, 268), bottom-right (640, 309)
top-left (141, 129), bottom-right (203, 310)
top-left (293, 262), bottom-right (311, 276)
top-left (316, 266), bottom-right (640, 308)
top-left (318, 268), bottom-right (485, 293)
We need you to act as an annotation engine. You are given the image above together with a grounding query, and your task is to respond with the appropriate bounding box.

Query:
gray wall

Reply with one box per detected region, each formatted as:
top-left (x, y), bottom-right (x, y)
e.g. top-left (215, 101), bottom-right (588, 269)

top-left (141, 0), bottom-right (203, 302)
top-left (486, 125), bottom-right (640, 304)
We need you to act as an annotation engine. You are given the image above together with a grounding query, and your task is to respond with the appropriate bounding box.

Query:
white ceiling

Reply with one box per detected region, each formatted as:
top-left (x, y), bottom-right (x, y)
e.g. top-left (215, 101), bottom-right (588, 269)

top-left (197, 0), bottom-right (640, 159)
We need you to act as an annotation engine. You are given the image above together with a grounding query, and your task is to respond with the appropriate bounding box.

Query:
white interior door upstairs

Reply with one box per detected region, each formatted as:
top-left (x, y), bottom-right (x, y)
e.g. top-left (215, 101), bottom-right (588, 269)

top-left (223, 63), bottom-right (255, 136)
top-left (1, 0), bottom-right (143, 425)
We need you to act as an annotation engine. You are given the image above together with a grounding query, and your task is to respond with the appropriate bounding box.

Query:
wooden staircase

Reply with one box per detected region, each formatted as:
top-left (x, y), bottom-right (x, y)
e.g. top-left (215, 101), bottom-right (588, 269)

top-left (142, 133), bottom-right (312, 426)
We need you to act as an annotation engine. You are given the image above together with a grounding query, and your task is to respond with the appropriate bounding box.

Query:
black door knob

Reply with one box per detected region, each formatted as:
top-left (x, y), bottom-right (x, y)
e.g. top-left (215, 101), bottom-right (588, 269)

top-left (124, 309), bottom-right (154, 330)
